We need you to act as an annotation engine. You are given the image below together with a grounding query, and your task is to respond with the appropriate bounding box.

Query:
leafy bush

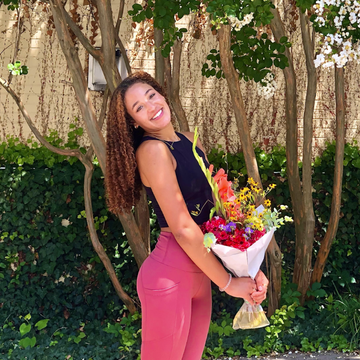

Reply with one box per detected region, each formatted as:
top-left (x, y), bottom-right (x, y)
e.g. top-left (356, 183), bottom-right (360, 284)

top-left (0, 137), bottom-right (139, 327)
top-left (1, 137), bottom-right (360, 358)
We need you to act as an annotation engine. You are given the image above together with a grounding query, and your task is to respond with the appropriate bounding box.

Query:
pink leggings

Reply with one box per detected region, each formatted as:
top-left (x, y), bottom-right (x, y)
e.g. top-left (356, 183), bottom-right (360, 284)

top-left (137, 232), bottom-right (212, 360)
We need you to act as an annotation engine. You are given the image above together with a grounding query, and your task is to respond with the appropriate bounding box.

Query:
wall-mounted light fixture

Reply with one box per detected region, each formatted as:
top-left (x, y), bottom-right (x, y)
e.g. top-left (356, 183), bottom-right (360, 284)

top-left (88, 49), bottom-right (128, 91)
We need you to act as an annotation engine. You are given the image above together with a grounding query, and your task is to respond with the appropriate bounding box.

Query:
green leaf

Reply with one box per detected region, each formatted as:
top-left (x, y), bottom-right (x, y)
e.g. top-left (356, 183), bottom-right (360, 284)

top-left (132, 3), bottom-right (143, 12)
top-left (158, 7), bottom-right (166, 17)
top-left (145, 7), bottom-right (153, 19)
top-left (35, 319), bottom-right (49, 330)
top-left (19, 336), bottom-right (36, 348)
top-left (19, 323), bottom-right (31, 336)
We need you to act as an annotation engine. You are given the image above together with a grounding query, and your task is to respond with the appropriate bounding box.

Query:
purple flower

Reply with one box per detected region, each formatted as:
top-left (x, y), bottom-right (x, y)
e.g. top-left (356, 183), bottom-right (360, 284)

top-left (244, 227), bottom-right (254, 239)
top-left (219, 222), bottom-right (237, 232)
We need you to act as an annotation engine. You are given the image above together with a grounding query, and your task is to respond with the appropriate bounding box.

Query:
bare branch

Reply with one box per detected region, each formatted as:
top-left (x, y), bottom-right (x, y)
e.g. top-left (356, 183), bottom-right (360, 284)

top-left (98, 86), bottom-right (110, 131)
top-left (85, 87), bottom-right (110, 161)
top-left (0, 42), bottom-right (15, 57)
top-left (115, 0), bottom-right (125, 34)
top-left (50, 0), bottom-right (106, 173)
top-left (63, 7), bottom-right (101, 60)
top-left (115, 32), bottom-right (132, 76)
top-left (170, 40), bottom-right (189, 131)
top-left (113, 0), bottom-right (132, 75)
top-left (82, 159), bottom-right (136, 314)
top-left (8, 7), bottom-right (24, 85)
top-left (0, 77), bottom-right (85, 161)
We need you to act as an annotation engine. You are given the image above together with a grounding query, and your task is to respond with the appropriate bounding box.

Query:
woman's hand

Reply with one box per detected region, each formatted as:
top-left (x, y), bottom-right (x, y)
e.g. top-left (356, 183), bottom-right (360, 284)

top-left (225, 277), bottom-right (257, 305)
top-left (251, 270), bottom-right (269, 305)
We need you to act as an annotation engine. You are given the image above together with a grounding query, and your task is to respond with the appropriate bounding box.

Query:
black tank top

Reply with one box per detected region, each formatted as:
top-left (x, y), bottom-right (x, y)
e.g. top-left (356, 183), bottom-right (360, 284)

top-left (139, 132), bottom-right (213, 228)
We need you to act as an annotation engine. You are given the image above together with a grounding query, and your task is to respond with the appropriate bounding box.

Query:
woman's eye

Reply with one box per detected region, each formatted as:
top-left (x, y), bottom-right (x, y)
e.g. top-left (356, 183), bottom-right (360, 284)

top-left (149, 93), bottom-right (156, 99)
top-left (136, 105), bottom-right (143, 112)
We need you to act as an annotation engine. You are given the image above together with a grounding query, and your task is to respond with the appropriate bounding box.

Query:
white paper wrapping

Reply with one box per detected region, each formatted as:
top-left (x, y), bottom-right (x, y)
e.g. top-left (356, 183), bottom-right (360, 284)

top-left (210, 227), bottom-right (275, 279)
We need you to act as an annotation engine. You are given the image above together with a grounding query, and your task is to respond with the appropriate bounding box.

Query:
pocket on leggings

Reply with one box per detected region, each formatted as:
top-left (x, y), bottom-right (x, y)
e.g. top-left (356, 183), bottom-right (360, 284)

top-left (142, 283), bottom-right (179, 341)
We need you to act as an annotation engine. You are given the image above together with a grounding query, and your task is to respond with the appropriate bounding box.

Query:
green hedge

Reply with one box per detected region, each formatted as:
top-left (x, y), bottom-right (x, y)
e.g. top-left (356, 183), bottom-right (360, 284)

top-left (0, 137), bottom-right (140, 328)
top-left (1, 137), bottom-right (360, 358)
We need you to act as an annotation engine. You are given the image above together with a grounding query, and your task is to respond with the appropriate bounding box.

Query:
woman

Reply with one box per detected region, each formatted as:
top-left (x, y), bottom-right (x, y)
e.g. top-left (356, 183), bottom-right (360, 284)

top-left (105, 71), bottom-right (268, 360)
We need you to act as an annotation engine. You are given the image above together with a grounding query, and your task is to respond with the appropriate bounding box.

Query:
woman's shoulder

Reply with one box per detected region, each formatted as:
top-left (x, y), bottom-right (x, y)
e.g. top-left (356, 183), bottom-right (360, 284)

top-left (136, 138), bottom-right (171, 162)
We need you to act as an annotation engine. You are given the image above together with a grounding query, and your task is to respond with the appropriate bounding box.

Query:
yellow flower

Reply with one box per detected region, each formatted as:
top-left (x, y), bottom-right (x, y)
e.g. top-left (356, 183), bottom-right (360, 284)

top-left (264, 199), bottom-right (271, 207)
top-left (269, 184), bottom-right (276, 189)
top-left (248, 178), bottom-right (255, 185)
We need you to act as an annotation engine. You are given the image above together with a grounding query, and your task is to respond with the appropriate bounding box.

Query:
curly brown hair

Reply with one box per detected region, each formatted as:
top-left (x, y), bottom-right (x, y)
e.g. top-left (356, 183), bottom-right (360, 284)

top-left (105, 71), bottom-right (171, 214)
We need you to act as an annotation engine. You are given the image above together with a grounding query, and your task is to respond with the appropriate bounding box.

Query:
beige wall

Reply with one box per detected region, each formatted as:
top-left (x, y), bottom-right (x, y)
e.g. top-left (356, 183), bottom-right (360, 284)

top-left (1, 1), bottom-right (360, 157)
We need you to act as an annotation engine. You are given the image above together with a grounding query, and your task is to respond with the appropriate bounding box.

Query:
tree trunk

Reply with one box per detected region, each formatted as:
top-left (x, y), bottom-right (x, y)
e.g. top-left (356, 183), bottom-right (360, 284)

top-left (311, 66), bottom-right (345, 284)
top-left (292, 10), bottom-right (316, 302)
top-left (218, 24), bottom-right (282, 314)
top-left (169, 40), bottom-right (189, 132)
top-left (154, 28), bottom-right (165, 86)
top-left (135, 188), bottom-right (151, 254)
top-left (94, 0), bottom-right (121, 92)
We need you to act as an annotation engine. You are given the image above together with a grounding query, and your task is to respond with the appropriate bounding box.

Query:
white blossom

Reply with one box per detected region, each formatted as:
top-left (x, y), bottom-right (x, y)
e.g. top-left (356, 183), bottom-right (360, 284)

top-left (256, 72), bottom-right (277, 99)
top-left (325, 34), bottom-right (335, 44)
top-left (315, 16), bottom-right (326, 26)
top-left (314, 53), bottom-right (326, 67)
top-left (343, 40), bottom-right (352, 52)
top-left (334, 33), bottom-right (343, 45)
top-left (334, 16), bottom-right (342, 27)
top-left (229, 13), bottom-right (254, 31)
top-left (323, 43), bottom-right (333, 54)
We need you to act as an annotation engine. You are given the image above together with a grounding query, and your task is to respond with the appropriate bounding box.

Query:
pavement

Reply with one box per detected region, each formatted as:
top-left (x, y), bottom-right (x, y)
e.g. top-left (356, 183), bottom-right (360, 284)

top-left (225, 351), bottom-right (360, 360)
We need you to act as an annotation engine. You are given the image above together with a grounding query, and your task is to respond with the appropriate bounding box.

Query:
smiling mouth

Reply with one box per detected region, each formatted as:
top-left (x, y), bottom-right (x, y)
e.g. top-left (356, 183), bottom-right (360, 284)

top-left (151, 109), bottom-right (162, 120)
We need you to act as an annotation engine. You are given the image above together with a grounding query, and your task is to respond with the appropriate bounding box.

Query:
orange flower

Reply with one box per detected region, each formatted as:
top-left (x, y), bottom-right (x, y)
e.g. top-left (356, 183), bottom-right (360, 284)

top-left (214, 169), bottom-right (234, 202)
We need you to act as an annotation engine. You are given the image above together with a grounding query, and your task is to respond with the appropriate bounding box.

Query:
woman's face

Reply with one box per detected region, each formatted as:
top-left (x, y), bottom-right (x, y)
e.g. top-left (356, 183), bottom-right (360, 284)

top-left (124, 82), bottom-right (171, 133)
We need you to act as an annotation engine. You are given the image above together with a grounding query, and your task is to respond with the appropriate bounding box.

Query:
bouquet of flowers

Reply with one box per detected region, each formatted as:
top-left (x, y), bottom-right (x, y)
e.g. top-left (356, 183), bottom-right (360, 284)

top-left (192, 128), bottom-right (292, 330)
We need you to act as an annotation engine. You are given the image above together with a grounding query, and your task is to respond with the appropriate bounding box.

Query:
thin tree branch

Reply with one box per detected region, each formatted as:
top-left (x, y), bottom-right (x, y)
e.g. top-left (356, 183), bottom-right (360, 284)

top-left (85, 86), bottom-right (110, 161)
top-left (63, 7), bottom-right (101, 61)
top-left (8, 7), bottom-right (24, 85)
top-left (114, 0), bottom-right (130, 75)
top-left (83, 159), bottom-right (136, 314)
top-left (115, 32), bottom-right (132, 76)
top-left (50, 0), bottom-right (106, 173)
top-left (0, 77), bottom-right (85, 161)
top-left (115, 0), bottom-right (125, 34)
top-left (0, 42), bottom-right (15, 57)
